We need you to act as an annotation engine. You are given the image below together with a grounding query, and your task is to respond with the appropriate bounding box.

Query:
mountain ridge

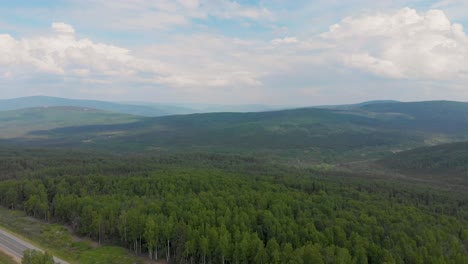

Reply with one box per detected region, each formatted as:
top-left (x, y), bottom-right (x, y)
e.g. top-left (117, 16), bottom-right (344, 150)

top-left (0, 96), bottom-right (281, 116)
top-left (2, 100), bottom-right (465, 164)
top-left (0, 106), bottom-right (140, 138)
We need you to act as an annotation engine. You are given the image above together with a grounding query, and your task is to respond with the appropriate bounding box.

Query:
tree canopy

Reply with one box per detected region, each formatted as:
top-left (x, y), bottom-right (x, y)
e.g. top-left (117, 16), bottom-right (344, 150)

top-left (0, 149), bottom-right (466, 263)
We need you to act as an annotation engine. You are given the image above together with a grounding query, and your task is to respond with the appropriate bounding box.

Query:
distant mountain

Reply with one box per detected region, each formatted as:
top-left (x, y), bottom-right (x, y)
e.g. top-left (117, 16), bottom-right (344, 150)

top-left (181, 104), bottom-right (280, 113)
top-left (0, 96), bottom-right (282, 116)
top-left (360, 100), bottom-right (468, 134)
top-left (313, 100), bottom-right (400, 110)
top-left (3, 100), bottom-right (462, 163)
top-left (0, 96), bottom-right (189, 117)
top-left (120, 101), bottom-right (281, 113)
top-left (0, 106), bottom-right (140, 138)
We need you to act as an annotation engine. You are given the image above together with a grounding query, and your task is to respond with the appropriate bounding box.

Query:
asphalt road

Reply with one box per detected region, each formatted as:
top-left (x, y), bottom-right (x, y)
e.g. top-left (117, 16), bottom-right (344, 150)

top-left (0, 228), bottom-right (69, 264)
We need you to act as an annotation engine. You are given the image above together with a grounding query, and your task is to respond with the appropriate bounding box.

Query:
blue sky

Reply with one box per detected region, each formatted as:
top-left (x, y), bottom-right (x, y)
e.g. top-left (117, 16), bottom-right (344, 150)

top-left (0, 0), bottom-right (467, 105)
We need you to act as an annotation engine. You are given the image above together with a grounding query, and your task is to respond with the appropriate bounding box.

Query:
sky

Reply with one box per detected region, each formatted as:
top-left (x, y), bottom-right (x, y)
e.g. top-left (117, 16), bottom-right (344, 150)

top-left (0, 0), bottom-right (467, 105)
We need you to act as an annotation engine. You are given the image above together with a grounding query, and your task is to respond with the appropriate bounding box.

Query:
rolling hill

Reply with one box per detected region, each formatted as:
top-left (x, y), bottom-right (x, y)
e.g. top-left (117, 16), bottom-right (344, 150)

top-left (313, 100), bottom-right (400, 110)
top-left (0, 96), bottom-right (193, 117)
top-left (125, 101), bottom-right (279, 113)
top-left (380, 141), bottom-right (468, 177)
top-left (3, 100), bottom-right (465, 163)
top-left (0, 96), bottom-right (281, 116)
top-left (335, 140), bottom-right (468, 191)
top-left (361, 100), bottom-right (468, 134)
top-left (0, 106), bottom-right (141, 138)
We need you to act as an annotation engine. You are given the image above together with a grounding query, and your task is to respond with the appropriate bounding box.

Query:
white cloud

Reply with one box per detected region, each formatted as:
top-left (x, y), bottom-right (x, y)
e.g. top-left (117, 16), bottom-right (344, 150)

top-left (140, 35), bottom-right (279, 89)
top-left (320, 7), bottom-right (468, 80)
top-left (62, 0), bottom-right (273, 31)
top-left (0, 22), bottom-right (165, 78)
top-left (51, 22), bottom-right (75, 34)
top-left (432, 0), bottom-right (468, 15)
top-left (271, 37), bottom-right (298, 45)
top-left (344, 54), bottom-right (404, 79)
top-left (1, 6), bottom-right (468, 104)
top-left (206, 1), bottom-right (272, 20)
top-left (178, 0), bottom-right (200, 9)
top-left (0, 23), bottom-right (280, 92)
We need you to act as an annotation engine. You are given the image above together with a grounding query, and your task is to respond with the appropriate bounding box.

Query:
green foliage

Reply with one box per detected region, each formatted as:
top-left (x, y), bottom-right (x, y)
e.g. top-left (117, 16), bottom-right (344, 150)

top-left (362, 101), bottom-right (468, 134)
top-left (78, 247), bottom-right (140, 264)
top-left (380, 141), bottom-right (468, 189)
top-left (21, 250), bottom-right (53, 264)
top-left (0, 149), bottom-right (466, 264)
top-left (0, 106), bottom-right (139, 138)
top-left (0, 96), bottom-right (188, 117)
top-left (6, 101), bottom-right (468, 163)
top-left (382, 141), bottom-right (468, 176)
top-left (0, 207), bottom-right (142, 264)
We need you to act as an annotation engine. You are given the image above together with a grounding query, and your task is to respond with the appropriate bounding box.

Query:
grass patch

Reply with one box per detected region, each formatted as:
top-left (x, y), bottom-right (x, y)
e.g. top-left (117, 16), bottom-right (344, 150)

top-left (79, 247), bottom-right (142, 264)
top-left (0, 207), bottom-right (142, 264)
top-left (0, 251), bottom-right (16, 264)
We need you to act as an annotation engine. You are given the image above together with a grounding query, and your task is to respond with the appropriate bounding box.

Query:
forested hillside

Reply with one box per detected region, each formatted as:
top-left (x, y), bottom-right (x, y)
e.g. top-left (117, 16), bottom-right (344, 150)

top-left (0, 106), bottom-right (140, 138)
top-left (380, 141), bottom-right (468, 184)
top-left (362, 101), bottom-right (468, 134)
top-left (0, 148), bottom-right (466, 263)
top-left (0, 96), bottom-right (192, 117)
top-left (0, 96), bottom-right (276, 117)
top-left (0, 101), bottom-right (467, 263)
top-left (5, 101), bottom-right (466, 163)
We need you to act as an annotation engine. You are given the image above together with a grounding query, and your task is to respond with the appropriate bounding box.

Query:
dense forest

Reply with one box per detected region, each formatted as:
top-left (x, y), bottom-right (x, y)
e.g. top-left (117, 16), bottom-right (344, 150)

top-left (381, 141), bottom-right (468, 176)
top-left (8, 101), bottom-right (468, 159)
top-left (0, 148), bottom-right (466, 263)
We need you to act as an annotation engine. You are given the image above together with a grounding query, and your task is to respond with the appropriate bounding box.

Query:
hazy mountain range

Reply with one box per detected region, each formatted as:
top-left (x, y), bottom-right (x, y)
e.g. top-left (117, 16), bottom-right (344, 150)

top-left (0, 96), bottom-right (278, 116)
top-left (1, 97), bottom-right (467, 164)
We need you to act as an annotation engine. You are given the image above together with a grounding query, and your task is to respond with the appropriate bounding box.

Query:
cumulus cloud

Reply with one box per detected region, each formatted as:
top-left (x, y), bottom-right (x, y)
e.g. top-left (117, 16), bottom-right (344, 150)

top-left (0, 22), bottom-right (164, 78)
top-left (140, 35), bottom-right (280, 89)
top-left (51, 22), bottom-right (75, 34)
top-left (1, 7), bottom-right (467, 104)
top-left (321, 8), bottom-right (468, 80)
top-left (432, 0), bottom-right (468, 18)
top-left (0, 23), bottom-right (276, 91)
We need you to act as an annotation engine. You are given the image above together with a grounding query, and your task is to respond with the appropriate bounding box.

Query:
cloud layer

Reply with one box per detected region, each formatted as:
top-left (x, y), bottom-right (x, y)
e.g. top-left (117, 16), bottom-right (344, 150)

top-left (322, 8), bottom-right (468, 80)
top-left (0, 6), bottom-right (467, 104)
top-left (0, 23), bottom-right (163, 81)
top-left (64, 0), bottom-right (273, 31)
